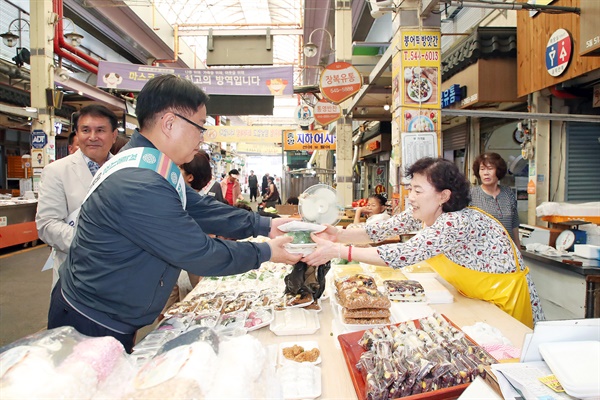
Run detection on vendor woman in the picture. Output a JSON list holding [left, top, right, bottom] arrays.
[[304, 157, 544, 327]]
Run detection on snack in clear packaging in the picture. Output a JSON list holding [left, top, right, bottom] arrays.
[[342, 307, 391, 319], [216, 311, 248, 332], [384, 280, 426, 302], [338, 286, 390, 310], [244, 308, 273, 331], [343, 316, 391, 325], [164, 301, 197, 316], [189, 313, 219, 329], [222, 298, 247, 314]]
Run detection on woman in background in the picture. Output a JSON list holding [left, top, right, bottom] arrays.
[[263, 176, 280, 208], [470, 152, 521, 248], [181, 151, 226, 204], [353, 193, 390, 225]]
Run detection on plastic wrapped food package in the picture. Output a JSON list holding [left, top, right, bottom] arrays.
[[0, 327, 137, 400]]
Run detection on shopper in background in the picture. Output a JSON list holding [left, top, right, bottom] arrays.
[[220, 168, 243, 205], [67, 132, 79, 155], [470, 152, 521, 248], [261, 172, 270, 196], [353, 193, 390, 225], [110, 134, 130, 155], [36, 104, 118, 290], [263, 176, 280, 208], [248, 170, 259, 202], [47, 74, 301, 352], [181, 150, 226, 204], [304, 157, 543, 327]]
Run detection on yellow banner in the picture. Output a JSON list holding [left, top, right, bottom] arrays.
[[283, 130, 336, 151], [236, 142, 283, 155], [400, 30, 441, 109], [204, 125, 294, 143]]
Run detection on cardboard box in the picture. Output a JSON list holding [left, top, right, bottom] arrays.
[[275, 205, 298, 215], [520, 225, 562, 247]]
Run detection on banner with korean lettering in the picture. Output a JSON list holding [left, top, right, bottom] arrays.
[[236, 142, 283, 155], [204, 126, 294, 143], [400, 30, 441, 113], [97, 61, 293, 96], [395, 28, 442, 212], [283, 130, 336, 151]]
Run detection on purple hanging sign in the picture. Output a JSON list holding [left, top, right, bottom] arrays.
[[97, 60, 293, 96]]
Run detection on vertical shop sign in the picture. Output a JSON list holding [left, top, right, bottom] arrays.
[[319, 62, 363, 104], [396, 28, 442, 202]]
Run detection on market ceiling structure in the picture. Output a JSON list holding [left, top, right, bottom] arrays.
[[0, 0, 392, 127], [64, 0, 385, 124]]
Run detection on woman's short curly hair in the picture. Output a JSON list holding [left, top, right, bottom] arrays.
[[406, 157, 471, 212], [472, 152, 507, 181]]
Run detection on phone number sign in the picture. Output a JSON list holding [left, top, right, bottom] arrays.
[[545, 29, 572, 77]]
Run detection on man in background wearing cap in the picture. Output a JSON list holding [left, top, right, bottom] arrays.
[[221, 168, 243, 205]]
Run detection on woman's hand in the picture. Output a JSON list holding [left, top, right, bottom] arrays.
[[269, 218, 297, 238], [313, 224, 340, 242], [302, 234, 339, 266]]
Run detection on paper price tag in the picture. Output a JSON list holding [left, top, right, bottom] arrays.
[[539, 375, 565, 393]]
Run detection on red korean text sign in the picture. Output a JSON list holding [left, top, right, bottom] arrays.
[[313, 99, 342, 126], [319, 62, 363, 104]]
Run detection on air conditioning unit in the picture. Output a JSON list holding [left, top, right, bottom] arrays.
[[367, 0, 394, 19]]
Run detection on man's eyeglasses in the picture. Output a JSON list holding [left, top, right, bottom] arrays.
[[174, 113, 207, 134]]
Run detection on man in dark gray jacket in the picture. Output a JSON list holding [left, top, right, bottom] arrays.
[[48, 74, 300, 351]]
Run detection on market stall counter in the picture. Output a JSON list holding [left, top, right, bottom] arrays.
[[0, 257, 532, 399], [0, 198, 39, 249], [252, 285, 530, 398], [522, 249, 600, 320], [152, 258, 532, 399]]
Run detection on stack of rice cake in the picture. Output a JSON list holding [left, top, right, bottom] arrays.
[[383, 279, 426, 302], [335, 274, 391, 325]]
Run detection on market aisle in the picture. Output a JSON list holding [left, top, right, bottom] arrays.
[[0, 244, 158, 347], [0, 244, 52, 347]]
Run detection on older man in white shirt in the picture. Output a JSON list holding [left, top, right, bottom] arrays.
[[36, 104, 118, 289]]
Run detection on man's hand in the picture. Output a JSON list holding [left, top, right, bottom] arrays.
[[268, 218, 297, 239], [267, 235, 303, 264]]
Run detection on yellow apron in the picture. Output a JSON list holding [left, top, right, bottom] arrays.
[[422, 208, 534, 328]]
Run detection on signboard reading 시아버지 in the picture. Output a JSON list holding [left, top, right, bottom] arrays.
[[283, 130, 336, 151]]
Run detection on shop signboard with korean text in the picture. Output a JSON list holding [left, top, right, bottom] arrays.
[[399, 29, 441, 134], [313, 99, 342, 126], [204, 126, 294, 143], [545, 29, 572, 77], [395, 28, 442, 206], [319, 62, 362, 104], [400, 30, 441, 109], [97, 61, 293, 96], [283, 130, 336, 151]]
